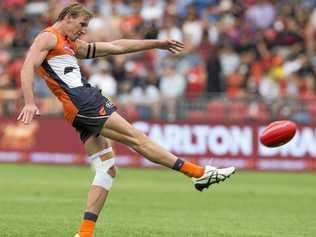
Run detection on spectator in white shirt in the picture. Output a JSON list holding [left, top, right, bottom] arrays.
[[160, 63, 186, 120], [89, 60, 117, 98]]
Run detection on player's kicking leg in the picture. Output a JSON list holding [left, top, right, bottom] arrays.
[[100, 112, 236, 191], [76, 136, 116, 237]]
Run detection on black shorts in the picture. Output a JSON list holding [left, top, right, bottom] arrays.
[[71, 86, 117, 143]]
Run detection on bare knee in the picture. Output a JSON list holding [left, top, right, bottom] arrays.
[[85, 136, 112, 156]]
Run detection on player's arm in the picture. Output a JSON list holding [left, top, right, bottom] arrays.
[[17, 32, 57, 124], [75, 39, 184, 58]]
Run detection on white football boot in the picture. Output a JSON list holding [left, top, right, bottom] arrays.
[[192, 166, 236, 191]]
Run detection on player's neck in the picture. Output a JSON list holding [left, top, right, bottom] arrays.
[[52, 22, 67, 37]]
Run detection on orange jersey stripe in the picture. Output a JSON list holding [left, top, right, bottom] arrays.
[[43, 27, 76, 60], [36, 26, 79, 123]]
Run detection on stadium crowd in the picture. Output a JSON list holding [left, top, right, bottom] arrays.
[[1, 0, 316, 122]]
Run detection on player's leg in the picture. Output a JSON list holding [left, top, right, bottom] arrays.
[[84, 136, 116, 214], [100, 112, 203, 176], [77, 136, 116, 237], [100, 112, 235, 189], [101, 113, 178, 168]]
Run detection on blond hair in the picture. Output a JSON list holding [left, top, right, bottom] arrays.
[[56, 3, 93, 21]]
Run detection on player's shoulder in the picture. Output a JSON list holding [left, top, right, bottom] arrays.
[[33, 30, 57, 50]]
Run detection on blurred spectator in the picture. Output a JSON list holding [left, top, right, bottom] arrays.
[[206, 49, 222, 94], [182, 5, 203, 48], [160, 63, 186, 120], [140, 0, 165, 23], [157, 15, 183, 60], [1, 0, 316, 123], [89, 60, 117, 98], [130, 77, 160, 120], [259, 76, 280, 104], [245, 0, 276, 29], [219, 43, 240, 77]]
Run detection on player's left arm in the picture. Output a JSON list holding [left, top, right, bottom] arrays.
[[75, 39, 184, 58]]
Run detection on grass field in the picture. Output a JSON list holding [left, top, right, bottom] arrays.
[[0, 164, 315, 237]]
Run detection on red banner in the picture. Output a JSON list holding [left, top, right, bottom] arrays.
[[0, 117, 86, 164], [1, 117, 316, 171]]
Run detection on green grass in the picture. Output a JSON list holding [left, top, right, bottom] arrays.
[[0, 164, 315, 237]]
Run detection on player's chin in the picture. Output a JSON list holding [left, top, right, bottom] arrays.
[[70, 35, 79, 41]]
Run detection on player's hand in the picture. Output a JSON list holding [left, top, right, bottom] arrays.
[[159, 39, 184, 54], [17, 104, 40, 124]]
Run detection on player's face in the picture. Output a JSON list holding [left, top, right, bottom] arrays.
[[66, 15, 90, 41]]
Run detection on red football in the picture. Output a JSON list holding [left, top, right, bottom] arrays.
[[260, 120, 297, 147]]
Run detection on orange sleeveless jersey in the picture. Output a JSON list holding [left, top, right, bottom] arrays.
[[37, 26, 83, 123]]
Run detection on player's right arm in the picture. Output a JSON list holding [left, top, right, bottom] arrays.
[[17, 32, 57, 124], [74, 39, 184, 58]]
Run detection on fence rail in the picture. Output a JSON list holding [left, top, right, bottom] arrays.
[[1, 90, 315, 124]]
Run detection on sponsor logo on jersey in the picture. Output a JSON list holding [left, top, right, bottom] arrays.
[[64, 66, 76, 74], [99, 106, 106, 116]]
